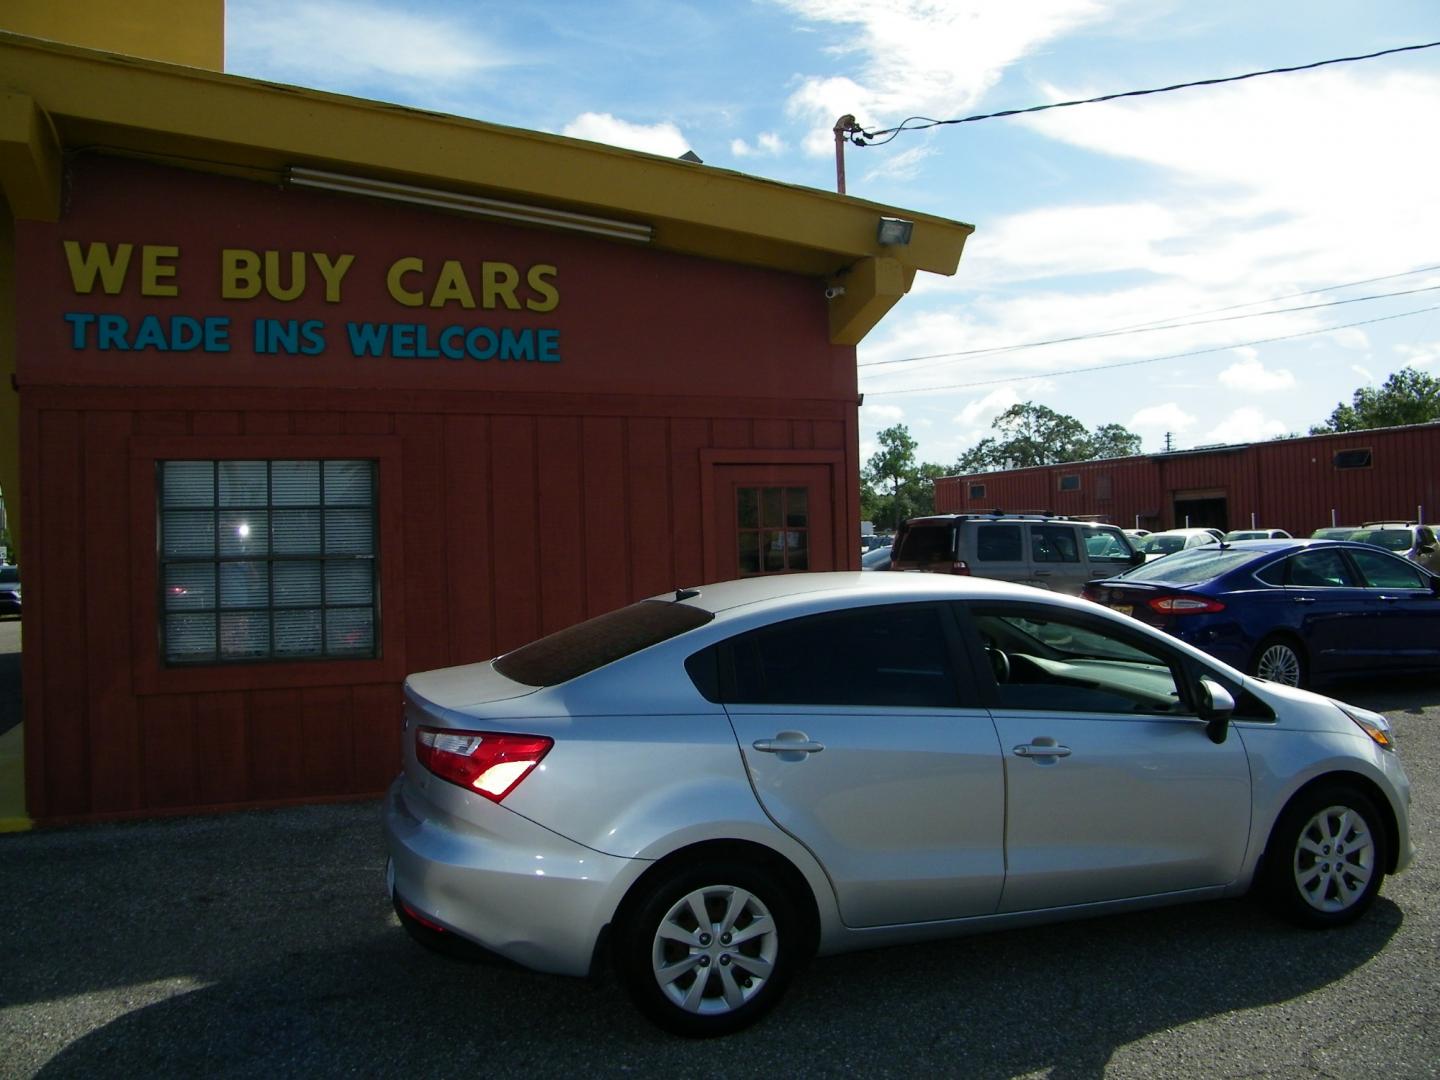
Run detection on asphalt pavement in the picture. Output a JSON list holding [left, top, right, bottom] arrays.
[[1, 675, 1437, 1078]]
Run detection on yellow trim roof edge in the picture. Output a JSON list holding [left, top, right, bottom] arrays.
[[0, 32, 974, 280]]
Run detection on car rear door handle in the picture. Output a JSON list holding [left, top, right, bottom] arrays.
[[1013, 743, 1072, 759], [753, 733, 825, 755], [1291, 596, 1317, 603]]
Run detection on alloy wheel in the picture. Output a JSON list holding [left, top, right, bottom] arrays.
[[1292, 804, 1376, 913], [650, 884, 779, 1015]]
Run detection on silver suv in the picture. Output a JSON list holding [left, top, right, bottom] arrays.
[[1349, 521, 1440, 573], [891, 513, 1143, 594]]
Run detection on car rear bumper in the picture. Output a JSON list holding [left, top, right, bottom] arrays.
[[383, 775, 643, 976]]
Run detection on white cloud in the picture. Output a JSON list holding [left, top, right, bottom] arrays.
[[862, 404, 906, 423], [1129, 403, 1196, 433], [731, 132, 785, 157], [561, 113, 691, 156], [777, 0, 1111, 155], [1218, 356, 1295, 392], [1197, 407, 1287, 446], [227, 0, 505, 89], [1396, 341, 1440, 368], [954, 386, 1022, 427]]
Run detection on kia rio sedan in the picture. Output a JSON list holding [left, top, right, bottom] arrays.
[[383, 573, 1412, 1037]]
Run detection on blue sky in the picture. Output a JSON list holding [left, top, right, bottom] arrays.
[[225, 0, 1440, 469]]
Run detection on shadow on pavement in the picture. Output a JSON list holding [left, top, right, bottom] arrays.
[[0, 800, 1402, 1077]]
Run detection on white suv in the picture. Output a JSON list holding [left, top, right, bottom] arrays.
[[890, 513, 1143, 594]]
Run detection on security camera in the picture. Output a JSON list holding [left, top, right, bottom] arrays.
[[825, 285, 846, 300]]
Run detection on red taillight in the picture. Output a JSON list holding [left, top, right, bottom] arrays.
[[1146, 595, 1225, 615], [951, 560, 971, 575], [415, 727, 553, 801]]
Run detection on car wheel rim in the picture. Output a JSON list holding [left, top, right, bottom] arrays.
[[1292, 804, 1375, 913], [1257, 644, 1301, 685], [651, 884, 778, 1015]]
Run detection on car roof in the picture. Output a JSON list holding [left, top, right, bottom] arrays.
[[654, 570, 1061, 618]]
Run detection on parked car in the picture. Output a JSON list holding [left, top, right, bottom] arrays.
[[385, 572, 1412, 1036], [890, 512, 1142, 593], [1083, 538, 1440, 687], [1124, 528, 1152, 540], [1134, 528, 1220, 561], [0, 565, 19, 616], [859, 545, 893, 570], [1349, 521, 1440, 573], [1223, 528, 1292, 541], [1310, 527, 1358, 540]]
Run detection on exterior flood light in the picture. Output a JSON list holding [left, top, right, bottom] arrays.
[[287, 167, 654, 243], [877, 217, 914, 246]]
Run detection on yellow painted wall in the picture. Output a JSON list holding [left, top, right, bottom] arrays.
[[0, 0, 222, 70]]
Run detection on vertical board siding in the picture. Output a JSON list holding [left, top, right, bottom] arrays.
[[38, 410, 89, 817], [536, 417, 586, 636], [442, 415, 495, 665], [27, 400, 858, 819], [83, 411, 141, 812]]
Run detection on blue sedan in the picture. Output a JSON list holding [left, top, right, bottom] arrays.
[[1082, 539, 1440, 687]]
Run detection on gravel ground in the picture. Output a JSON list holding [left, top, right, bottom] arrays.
[[1, 675, 1436, 1079]]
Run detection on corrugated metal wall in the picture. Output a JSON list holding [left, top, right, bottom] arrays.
[[936, 423, 1440, 534]]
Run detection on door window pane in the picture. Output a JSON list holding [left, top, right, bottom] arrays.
[[1350, 549, 1425, 589], [725, 604, 965, 707], [737, 487, 810, 576]]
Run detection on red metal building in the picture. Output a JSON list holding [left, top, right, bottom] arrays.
[[936, 423, 1440, 536]]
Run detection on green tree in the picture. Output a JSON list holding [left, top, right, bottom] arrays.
[[1310, 367, 1440, 433], [951, 403, 1141, 472], [862, 424, 937, 531]]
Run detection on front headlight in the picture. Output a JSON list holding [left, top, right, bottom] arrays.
[[1335, 701, 1396, 751]]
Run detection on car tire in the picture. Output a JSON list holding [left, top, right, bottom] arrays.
[[616, 860, 799, 1037], [1251, 634, 1307, 687], [1260, 784, 1387, 929]]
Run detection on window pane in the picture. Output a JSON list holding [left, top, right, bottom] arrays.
[[219, 510, 268, 556], [326, 609, 374, 655], [737, 488, 759, 529], [727, 605, 962, 707], [976, 525, 1022, 562], [325, 509, 373, 554], [762, 531, 785, 572], [761, 488, 783, 528], [166, 613, 215, 659], [218, 461, 267, 506], [274, 609, 322, 656], [785, 488, 808, 527], [219, 612, 270, 659], [163, 511, 215, 557], [325, 562, 374, 604], [163, 462, 213, 507], [1350, 549, 1424, 589], [738, 532, 761, 575], [165, 564, 215, 610], [219, 561, 269, 608], [273, 509, 321, 554], [786, 530, 808, 571], [274, 561, 322, 607], [273, 460, 320, 506], [325, 460, 372, 505]]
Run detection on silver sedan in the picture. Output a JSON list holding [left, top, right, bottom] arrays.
[[384, 573, 1413, 1037]]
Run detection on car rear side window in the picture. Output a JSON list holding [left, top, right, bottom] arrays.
[[495, 600, 713, 686], [1349, 549, 1427, 589], [975, 524, 1022, 561], [718, 604, 972, 708]]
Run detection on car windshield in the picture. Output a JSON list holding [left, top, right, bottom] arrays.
[[1350, 529, 1412, 552], [1224, 531, 1268, 541], [1119, 546, 1261, 583], [1136, 534, 1186, 555]]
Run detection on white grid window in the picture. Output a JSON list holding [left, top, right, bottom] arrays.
[[158, 460, 378, 664]]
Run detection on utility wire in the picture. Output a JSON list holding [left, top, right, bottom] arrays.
[[862, 303, 1440, 396], [859, 280, 1440, 369], [850, 40, 1440, 146]]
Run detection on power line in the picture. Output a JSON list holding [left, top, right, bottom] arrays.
[[850, 40, 1440, 147], [859, 278, 1440, 369], [862, 303, 1440, 396]]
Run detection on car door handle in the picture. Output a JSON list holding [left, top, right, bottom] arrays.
[[1033, 570, 1053, 576], [753, 734, 825, 755], [1013, 743, 1072, 758], [1291, 596, 1317, 603]]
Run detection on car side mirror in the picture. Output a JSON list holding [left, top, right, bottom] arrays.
[[1197, 676, 1234, 744], [1129, 550, 1146, 566]]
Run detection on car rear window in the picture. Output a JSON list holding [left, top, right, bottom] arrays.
[[494, 599, 714, 686], [1121, 547, 1260, 583], [896, 523, 955, 564]]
